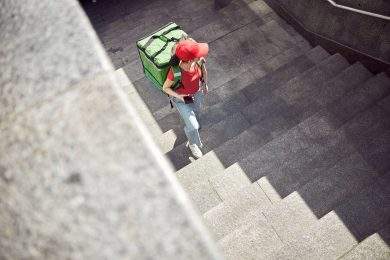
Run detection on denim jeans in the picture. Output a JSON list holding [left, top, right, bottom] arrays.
[[173, 91, 204, 147]]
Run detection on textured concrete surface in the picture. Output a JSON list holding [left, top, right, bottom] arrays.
[[203, 182, 271, 240], [0, 0, 223, 259], [342, 225, 390, 259], [0, 0, 112, 119], [270, 211, 358, 259], [218, 211, 284, 260], [0, 72, 220, 259], [82, 0, 390, 258], [277, 0, 390, 62], [209, 163, 252, 200], [263, 192, 319, 241]]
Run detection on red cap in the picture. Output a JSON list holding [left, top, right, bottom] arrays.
[[175, 40, 209, 61]]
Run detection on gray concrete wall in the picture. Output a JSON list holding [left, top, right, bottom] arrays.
[[278, 0, 390, 62], [336, 0, 390, 16], [0, 0, 221, 259]]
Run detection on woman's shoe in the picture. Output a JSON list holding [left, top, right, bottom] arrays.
[[189, 144, 203, 158]]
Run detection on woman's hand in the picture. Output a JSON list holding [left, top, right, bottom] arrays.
[[177, 94, 189, 103]]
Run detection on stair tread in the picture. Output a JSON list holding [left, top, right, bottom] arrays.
[[239, 73, 390, 183], [256, 74, 390, 200], [181, 177, 222, 215], [259, 103, 390, 206], [211, 114, 298, 167], [217, 173, 390, 259], [176, 151, 225, 185], [242, 53, 349, 125], [378, 94, 390, 113], [218, 211, 284, 260], [322, 73, 390, 127], [203, 182, 271, 240], [209, 163, 252, 201], [270, 211, 358, 259], [167, 112, 250, 170], [242, 46, 328, 102], [264, 152, 379, 241], [294, 152, 379, 218], [342, 222, 390, 259], [333, 173, 390, 242], [191, 57, 368, 178], [268, 173, 390, 259], [154, 46, 327, 149]]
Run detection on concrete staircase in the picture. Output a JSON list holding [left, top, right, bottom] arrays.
[[84, 0, 390, 258]]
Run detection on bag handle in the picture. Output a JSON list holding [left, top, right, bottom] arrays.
[[142, 25, 181, 51]]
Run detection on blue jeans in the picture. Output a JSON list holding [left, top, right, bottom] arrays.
[[173, 91, 204, 147]]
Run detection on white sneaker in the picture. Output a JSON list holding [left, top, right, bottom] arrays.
[[189, 144, 203, 159], [186, 141, 203, 149]]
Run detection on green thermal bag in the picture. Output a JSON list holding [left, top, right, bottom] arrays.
[[136, 22, 186, 90]]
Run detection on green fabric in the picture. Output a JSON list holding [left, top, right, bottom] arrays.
[[137, 22, 186, 91], [137, 22, 185, 67], [171, 65, 181, 90]]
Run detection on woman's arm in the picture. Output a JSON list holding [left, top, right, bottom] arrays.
[[162, 77, 186, 102]]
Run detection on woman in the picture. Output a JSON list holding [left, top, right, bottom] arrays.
[[162, 39, 209, 158]]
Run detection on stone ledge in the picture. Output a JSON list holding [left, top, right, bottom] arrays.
[[0, 0, 221, 259]]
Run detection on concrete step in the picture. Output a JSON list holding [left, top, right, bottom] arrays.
[[359, 128, 390, 175], [263, 165, 386, 245], [217, 173, 388, 260], [319, 73, 390, 128], [258, 102, 390, 204], [191, 0, 268, 43], [270, 211, 358, 259], [242, 53, 349, 125], [255, 71, 386, 202], [158, 47, 329, 151], [209, 163, 252, 201], [378, 94, 390, 113], [203, 181, 271, 240], [205, 19, 286, 89], [176, 151, 226, 186], [332, 173, 390, 243], [238, 69, 385, 184], [157, 91, 251, 140], [152, 45, 325, 130], [215, 62, 371, 174], [241, 45, 329, 102], [213, 102, 387, 235], [203, 49, 329, 127], [178, 175, 223, 215], [172, 47, 330, 186], [293, 151, 379, 218], [217, 209, 284, 260], [166, 112, 250, 170], [341, 223, 390, 259], [216, 196, 355, 259], [266, 173, 390, 259], [153, 45, 324, 123], [215, 112, 299, 168], [174, 61, 367, 188], [239, 124, 316, 182]]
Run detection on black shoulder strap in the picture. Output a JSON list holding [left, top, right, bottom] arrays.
[[198, 58, 206, 82], [142, 25, 181, 51]]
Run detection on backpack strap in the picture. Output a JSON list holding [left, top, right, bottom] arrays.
[[142, 25, 181, 51], [197, 58, 206, 83], [167, 65, 181, 109], [171, 65, 181, 90]]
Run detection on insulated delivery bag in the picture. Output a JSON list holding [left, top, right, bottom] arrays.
[[136, 22, 187, 91]]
